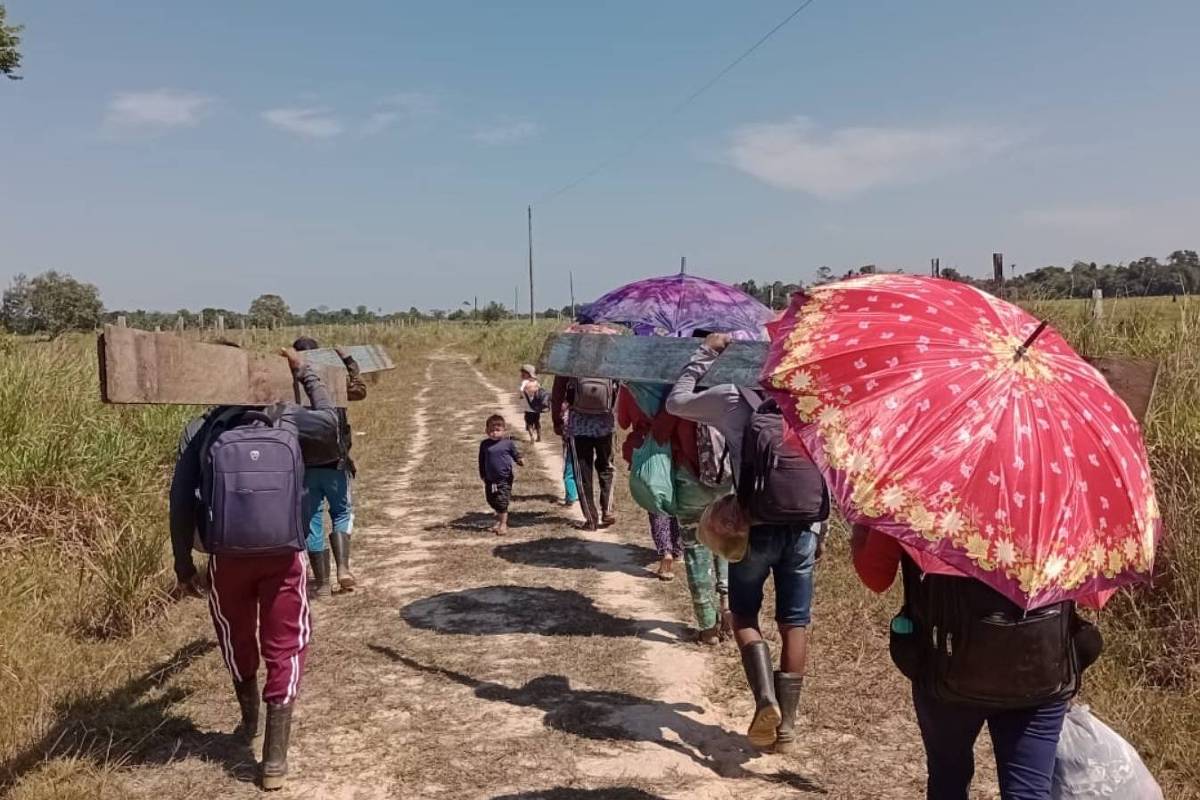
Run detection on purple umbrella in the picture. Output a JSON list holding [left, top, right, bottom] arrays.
[[577, 272, 773, 338]]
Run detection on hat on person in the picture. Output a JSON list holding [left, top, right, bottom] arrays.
[[698, 495, 750, 563], [521, 364, 538, 378]]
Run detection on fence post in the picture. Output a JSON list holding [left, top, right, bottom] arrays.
[[116, 315, 127, 328], [1090, 288, 1104, 322]]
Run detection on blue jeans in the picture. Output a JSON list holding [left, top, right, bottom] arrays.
[[304, 467, 353, 552], [728, 524, 818, 627], [912, 686, 1068, 800]]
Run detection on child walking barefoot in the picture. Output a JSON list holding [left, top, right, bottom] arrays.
[[478, 415, 524, 535]]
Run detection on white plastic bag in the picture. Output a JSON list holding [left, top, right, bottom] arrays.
[[1052, 705, 1163, 800]]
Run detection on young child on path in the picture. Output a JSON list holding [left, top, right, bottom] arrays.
[[478, 414, 524, 535], [519, 364, 548, 442]]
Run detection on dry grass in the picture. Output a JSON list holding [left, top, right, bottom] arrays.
[[3, 312, 1199, 797]]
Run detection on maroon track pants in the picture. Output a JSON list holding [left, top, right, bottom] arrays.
[[207, 552, 311, 705]]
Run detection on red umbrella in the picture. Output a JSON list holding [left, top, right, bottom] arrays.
[[763, 275, 1160, 609]]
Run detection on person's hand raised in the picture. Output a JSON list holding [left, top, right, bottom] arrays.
[[704, 332, 733, 353], [280, 347, 304, 372]]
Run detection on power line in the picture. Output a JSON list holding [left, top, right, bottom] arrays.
[[538, 0, 818, 204]]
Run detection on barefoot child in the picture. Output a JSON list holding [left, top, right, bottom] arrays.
[[478, 414, 524, 535]]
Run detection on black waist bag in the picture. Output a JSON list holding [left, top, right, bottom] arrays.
[[894, 558, 1098, 710]]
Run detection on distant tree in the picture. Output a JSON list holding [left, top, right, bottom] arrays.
[[0, 273, 32, 333], [430, 309, 447, 320], [1, 270, 103, 336], [480, 301, 506, 324], [248, 294, 290, 328], [815, 266, 834, 284], [939, 268, 966, 282], [0, 4, 22, 80], [448, 309, 467, 321]]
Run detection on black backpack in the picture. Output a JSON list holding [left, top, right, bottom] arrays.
[[735, 387, 829, 524], [890, 556, 1100, 710]]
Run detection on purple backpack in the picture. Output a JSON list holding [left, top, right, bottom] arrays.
[[200, 409, 306, 555]]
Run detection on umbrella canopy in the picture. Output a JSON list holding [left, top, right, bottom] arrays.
[[763, 274, 1160, 609], [577, 272, 773, 338]]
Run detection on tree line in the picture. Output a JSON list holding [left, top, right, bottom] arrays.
[[3, 249, 1197, 337]]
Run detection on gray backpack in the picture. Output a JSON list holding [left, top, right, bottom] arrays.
[[199, 409, 306, 555], [571, 377, 616, 416]]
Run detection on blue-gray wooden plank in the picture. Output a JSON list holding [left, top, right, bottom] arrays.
[[537, 333, 767, 387], [301, 345, 394, 374]]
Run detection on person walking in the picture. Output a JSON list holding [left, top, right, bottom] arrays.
[[667, 333, 825, 752], [291, 337, 367, 598], [852, 524, 1103, 800], [170, 347, 340, 790], [615, 383, 730, 643], [552, 374, 617, 531]]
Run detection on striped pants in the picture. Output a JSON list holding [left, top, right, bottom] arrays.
[[207, 552, 311, 705]]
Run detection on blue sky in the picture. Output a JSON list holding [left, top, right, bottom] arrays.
[[1, 1, 1198, 313]]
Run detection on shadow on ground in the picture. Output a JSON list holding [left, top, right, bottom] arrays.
[[370, 647, 824, 791], [427, 510, 579, 533], [493, 536, 659, 578], [400, 585, 687, 644], [511, 493, 566, 504], [0, 639, 258, 791], [491, 789, 665, 800]]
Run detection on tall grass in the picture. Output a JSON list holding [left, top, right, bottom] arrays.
[[0, 333, 196, 770], [1027, 297, 1200, 795]]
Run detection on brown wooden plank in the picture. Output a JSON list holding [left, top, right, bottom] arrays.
[[1083, 356, 1159, 424], [99, 326, 350, 406]]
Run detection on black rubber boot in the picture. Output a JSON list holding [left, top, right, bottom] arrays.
[[307, 549, 331, 599], [233, 678, 262, 744], [740, 640, 781, 749], [774, 671, 804, 754], [330, 532, 357, 590], [260, 701, 293, 791]]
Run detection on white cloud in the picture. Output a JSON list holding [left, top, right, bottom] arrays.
[[360, 92, 440, 136], [261, 107, 345, 139], [472, 120, 541, 146], [361, 111, 401, 137], [726, 116, 1015, 197], [1022, 206, 1128, 232], [381, 91, 439, 118], [105, 89, 214, 131]]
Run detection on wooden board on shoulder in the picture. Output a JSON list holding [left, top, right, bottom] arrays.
[[538, 333, 1159, 424], [538, 333, 767, 388], [98, 326, 375, 406]]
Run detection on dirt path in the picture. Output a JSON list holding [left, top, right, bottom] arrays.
[[36, 349, 997, 800]]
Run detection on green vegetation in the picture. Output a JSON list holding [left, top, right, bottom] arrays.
[[1, 272, 104, 338], [0, 4, 21, 80]]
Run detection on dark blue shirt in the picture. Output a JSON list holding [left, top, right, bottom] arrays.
[[478, 438, 521, 484]]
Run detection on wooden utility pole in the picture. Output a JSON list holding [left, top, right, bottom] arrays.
[[515, 286, 519, 316], [527, 205, 535, 325], [680, 256, 687, 274], [931, 258, 940, 278], [569, 270, 576, 321]]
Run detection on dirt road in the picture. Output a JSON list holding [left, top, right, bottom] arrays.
[[14, 350, 1002, 800]]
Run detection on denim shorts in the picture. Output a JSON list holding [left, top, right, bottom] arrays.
[[728, 524, 819, 627]]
